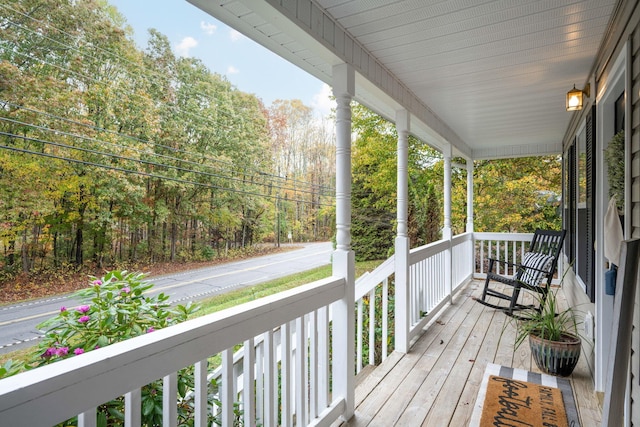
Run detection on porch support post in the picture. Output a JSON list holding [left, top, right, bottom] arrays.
[[443, 146, 453, 300], [466, 160, 474, 233], [395, 109, 410, 353], [331, 63, 355, 422], [466, 160, 475, 278]]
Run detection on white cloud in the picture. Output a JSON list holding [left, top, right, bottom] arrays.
[[200, 21, 217, 35], [229, 29, 246, 42], [227, 65, 239, 75], [311, 83, 335, 117], [175, 36, 198, 57]]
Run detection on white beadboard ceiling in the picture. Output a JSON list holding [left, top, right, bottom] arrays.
[[188, 0, 618, 160]]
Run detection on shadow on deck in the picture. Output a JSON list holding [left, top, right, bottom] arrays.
[[335, 280, 601, 426]]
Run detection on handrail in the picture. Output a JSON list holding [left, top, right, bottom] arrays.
[[474, 232, 533, 243], [355, 255, 394, 300]]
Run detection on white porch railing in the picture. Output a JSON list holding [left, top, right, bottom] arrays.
[[352, 232, 476, 371], [0, 277, 346, 427], [474, 232, 535, 278], [0, 232, 531, 427]]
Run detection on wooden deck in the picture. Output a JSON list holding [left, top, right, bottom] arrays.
[[336, 280, 601, 426]]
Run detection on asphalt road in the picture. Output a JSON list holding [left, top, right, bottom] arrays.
[[0, 242, 333, 355]]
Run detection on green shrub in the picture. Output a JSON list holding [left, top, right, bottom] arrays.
[[34, 270, 197, 363], [14, 270, 250, 426]]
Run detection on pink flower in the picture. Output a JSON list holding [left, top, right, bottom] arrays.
[[74, 348, 84, 355], [121, 287, 130, 294], [60, 306, 67, 312], [78, 315, 90, 323], [41, 347, 56, 359], [146, 327, 155, 333], [92, 279, 102, 286], [56, 347, 69, 356], [77, 305, 90, 314]]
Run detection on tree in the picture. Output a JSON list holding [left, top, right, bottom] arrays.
[[0, 0, 289, 278], [468, 156, 562, 232], [266, 100, 335, 243], [351, 103, 442, 260]]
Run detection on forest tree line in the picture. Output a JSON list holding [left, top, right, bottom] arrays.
[[0, 0, 335, 276]]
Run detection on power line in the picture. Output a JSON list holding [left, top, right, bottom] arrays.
[[0, 101, 333, 193], [0, 118, 332, 197], [0, 142, 335, 207]]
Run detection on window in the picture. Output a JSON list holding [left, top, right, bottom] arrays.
[[563, 108, 595, 301]]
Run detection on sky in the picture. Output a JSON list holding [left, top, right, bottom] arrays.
[[108, 0, 334, 117]]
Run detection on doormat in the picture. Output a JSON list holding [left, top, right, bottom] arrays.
[[480, 375, 568, 426], [469, 363, 580, 426]]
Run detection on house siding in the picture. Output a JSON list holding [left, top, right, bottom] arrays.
[[632, 18, 640, 424], [628, 5, 640, 424], [563, 0, 640, 423], [610, 2, 640, 423]]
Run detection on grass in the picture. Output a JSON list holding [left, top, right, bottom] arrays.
[[195, 259, 382, 316], [0, 259, 384, 366]]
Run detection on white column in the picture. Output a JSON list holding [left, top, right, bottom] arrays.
[[395, 109, 411, 353], [331, 62, 355, 422], [443, 147, 452, 239], [466, 161, 474, 233], [443, 146, 453, 300], [466, 160, 475, 283]]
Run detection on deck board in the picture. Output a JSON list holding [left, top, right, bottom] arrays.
[[336, 280, 602, 427]]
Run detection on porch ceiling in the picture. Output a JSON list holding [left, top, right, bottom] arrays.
[[187, 0, 618, 160]]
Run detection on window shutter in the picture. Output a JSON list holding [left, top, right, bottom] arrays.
[[565, 142, 576, 267], [585, 105, 596, 302]]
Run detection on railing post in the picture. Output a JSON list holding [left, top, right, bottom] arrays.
[[332, 62, 355, 422], [443, 147, 453, 300], [395, 109, 410, 353]]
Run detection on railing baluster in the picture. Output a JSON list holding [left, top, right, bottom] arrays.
[[318, 306, 329, 410], [369, 288, 376, 366], [490, 241, 495, 274], [309, 310, 318, 419], [194, 361, 207, 427], [281, 322, 292, 427], [410, 264, 416, 324], [356, 298, 363, 373], [504, 240, 508, 274], [221, 350, 233, 427], [382, 278, 389, 361], [295, 316, 307, 426], [263, 330, 275, 427], [78, 408, 96, 427], [243, 338, 256, 427], [125, 389, 141, 427], [255, 339, 264, 426], [163, 372, 178, 427]]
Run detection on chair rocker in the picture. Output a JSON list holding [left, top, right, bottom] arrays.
[[474, 229, 566, 317]]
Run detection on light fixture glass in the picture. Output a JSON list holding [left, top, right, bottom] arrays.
[[566, 85, 583, 111]]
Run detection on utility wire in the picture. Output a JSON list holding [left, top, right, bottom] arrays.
[[0, 142, 334, 207], [0, 118, 332, 197], [0, 101, 334, 193]]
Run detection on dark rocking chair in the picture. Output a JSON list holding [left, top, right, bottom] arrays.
[[474, 229, 566, 316]]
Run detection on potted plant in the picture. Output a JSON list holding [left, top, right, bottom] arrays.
[[513, 287, 582, 377]]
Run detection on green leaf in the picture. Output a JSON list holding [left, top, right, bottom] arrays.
[[142, 397, 155, 416]]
